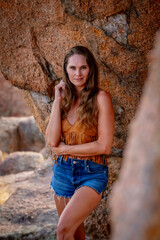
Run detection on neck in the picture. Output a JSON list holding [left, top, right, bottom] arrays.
[[75, 86, 84, 98]]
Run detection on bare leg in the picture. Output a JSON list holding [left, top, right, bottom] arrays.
[[54, 194, 85, 240], [54, 195, 70, 216], [56, 187, 102, 240], [74, 223, 85, 240]]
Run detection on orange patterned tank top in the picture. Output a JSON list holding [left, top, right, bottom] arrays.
[[54, 118, 107, 165]]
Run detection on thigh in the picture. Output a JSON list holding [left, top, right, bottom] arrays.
[[78, 161, 109, 198], [54, 194, 70, 217], [58, 186, 103, 235], [54, 194, 85, 240]]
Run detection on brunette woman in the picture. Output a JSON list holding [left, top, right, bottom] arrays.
[[45, 46, 114, 240]]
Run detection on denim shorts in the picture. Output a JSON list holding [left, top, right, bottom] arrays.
[[50, 156, 108, 199]]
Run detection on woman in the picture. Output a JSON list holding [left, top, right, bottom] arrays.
[[45, 46, 114, 240]]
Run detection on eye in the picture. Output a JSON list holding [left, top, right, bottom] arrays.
[[70, 66, 76, 70], [81, 66, 87, 69]]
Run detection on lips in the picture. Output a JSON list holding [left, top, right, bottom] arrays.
[[75, 78, 83, 81]]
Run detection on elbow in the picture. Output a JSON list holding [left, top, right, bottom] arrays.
[[97, 140, 111, 155], [102, 147, 111, 155], [46, 139, 59, 147], [105, 148, 111, 155], [45, 134, 59, 147], [48, 142, 59, 147], [101, 144, 111, 155], [47, 140, 59, 148]]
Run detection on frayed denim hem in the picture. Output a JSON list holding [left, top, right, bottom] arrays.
[[50, 184, 72, 200]]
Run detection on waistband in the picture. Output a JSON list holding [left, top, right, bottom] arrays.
[[54, 155, 107, 166]]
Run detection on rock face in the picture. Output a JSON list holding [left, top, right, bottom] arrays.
[[0, 151, 45, 175], [0, 116, 45, 154], [0, 0, 160, 239], [0, 0, 160, 150], [110, 33, 160, 240]]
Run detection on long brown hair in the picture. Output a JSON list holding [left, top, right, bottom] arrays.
[[61, 46, 99, 130]]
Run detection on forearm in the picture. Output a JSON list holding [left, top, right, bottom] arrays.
[[57, 140, 111, 156], [45, 99, 61, 147]]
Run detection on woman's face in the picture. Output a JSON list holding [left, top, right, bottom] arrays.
[[66, 54, 90, 89]]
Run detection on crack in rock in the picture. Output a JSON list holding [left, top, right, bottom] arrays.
[[30, 28, 60, 84]]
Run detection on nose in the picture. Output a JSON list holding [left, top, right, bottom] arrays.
[[75, 68, 81, 76]]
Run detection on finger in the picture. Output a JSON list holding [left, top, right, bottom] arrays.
[[59, 80, 65, 86], [55, 81, 65, 88], [60, 80, 65, 84]]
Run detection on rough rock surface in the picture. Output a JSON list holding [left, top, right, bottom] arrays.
[[0, 0, 160, 239], [0, 0, 160, 151], [0, 72, 31, 117], [110, 33, 160, 240], [0, 117, 21, 153], [18, 116, 45, 152], [0, 158, 58, 239], [0, 151, 45, 176], [0, 116, 45, 154]]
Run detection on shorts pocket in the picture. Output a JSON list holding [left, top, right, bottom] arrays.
[[87, 163, 108, 174]]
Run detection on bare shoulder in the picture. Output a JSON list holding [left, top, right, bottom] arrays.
[[97, 89, 114, 121], [97, 89, 112, 105]]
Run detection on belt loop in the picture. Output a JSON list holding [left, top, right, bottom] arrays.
[[71, 158, 73, 166], [59, 155, 63, 165], [84, 160, 88, 171]]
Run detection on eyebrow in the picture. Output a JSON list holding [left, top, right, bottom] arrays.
[[69, 64, 88, 67]]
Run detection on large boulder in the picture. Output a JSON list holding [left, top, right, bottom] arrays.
[[0, 72, 31, 117], [18, 116, 45, 152], [0, 116, 45, 154], [0, 151, 45, 176], [110, 33, 160, 240], [0, 0, 160, 150], [0, 0, 160, 239], [0, 117, 21, 153]]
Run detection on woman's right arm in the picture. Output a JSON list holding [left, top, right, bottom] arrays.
[[45, 80, 65, 147]]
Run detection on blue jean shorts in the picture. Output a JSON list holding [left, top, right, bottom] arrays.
[[50, 156, 108, 199]]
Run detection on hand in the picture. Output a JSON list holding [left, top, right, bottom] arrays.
[[52, 142, 66, 155], [55, 80, 65, 101]]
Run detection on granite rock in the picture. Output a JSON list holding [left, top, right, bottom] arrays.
[[110, 32, 160, 240], [0, 116, 45, 154], [0, 0, 160, 239], [0, 72, 31, 117], [0, 151, 45, 176], [0, 0, 160, 150]]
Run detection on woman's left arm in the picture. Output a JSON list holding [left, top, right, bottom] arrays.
[[52, 90, 114, 156]]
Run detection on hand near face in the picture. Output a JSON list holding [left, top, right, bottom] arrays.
[[55, 80, 66, 101]]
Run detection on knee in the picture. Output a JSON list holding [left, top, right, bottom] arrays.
[[57, 221, 73, 239]]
